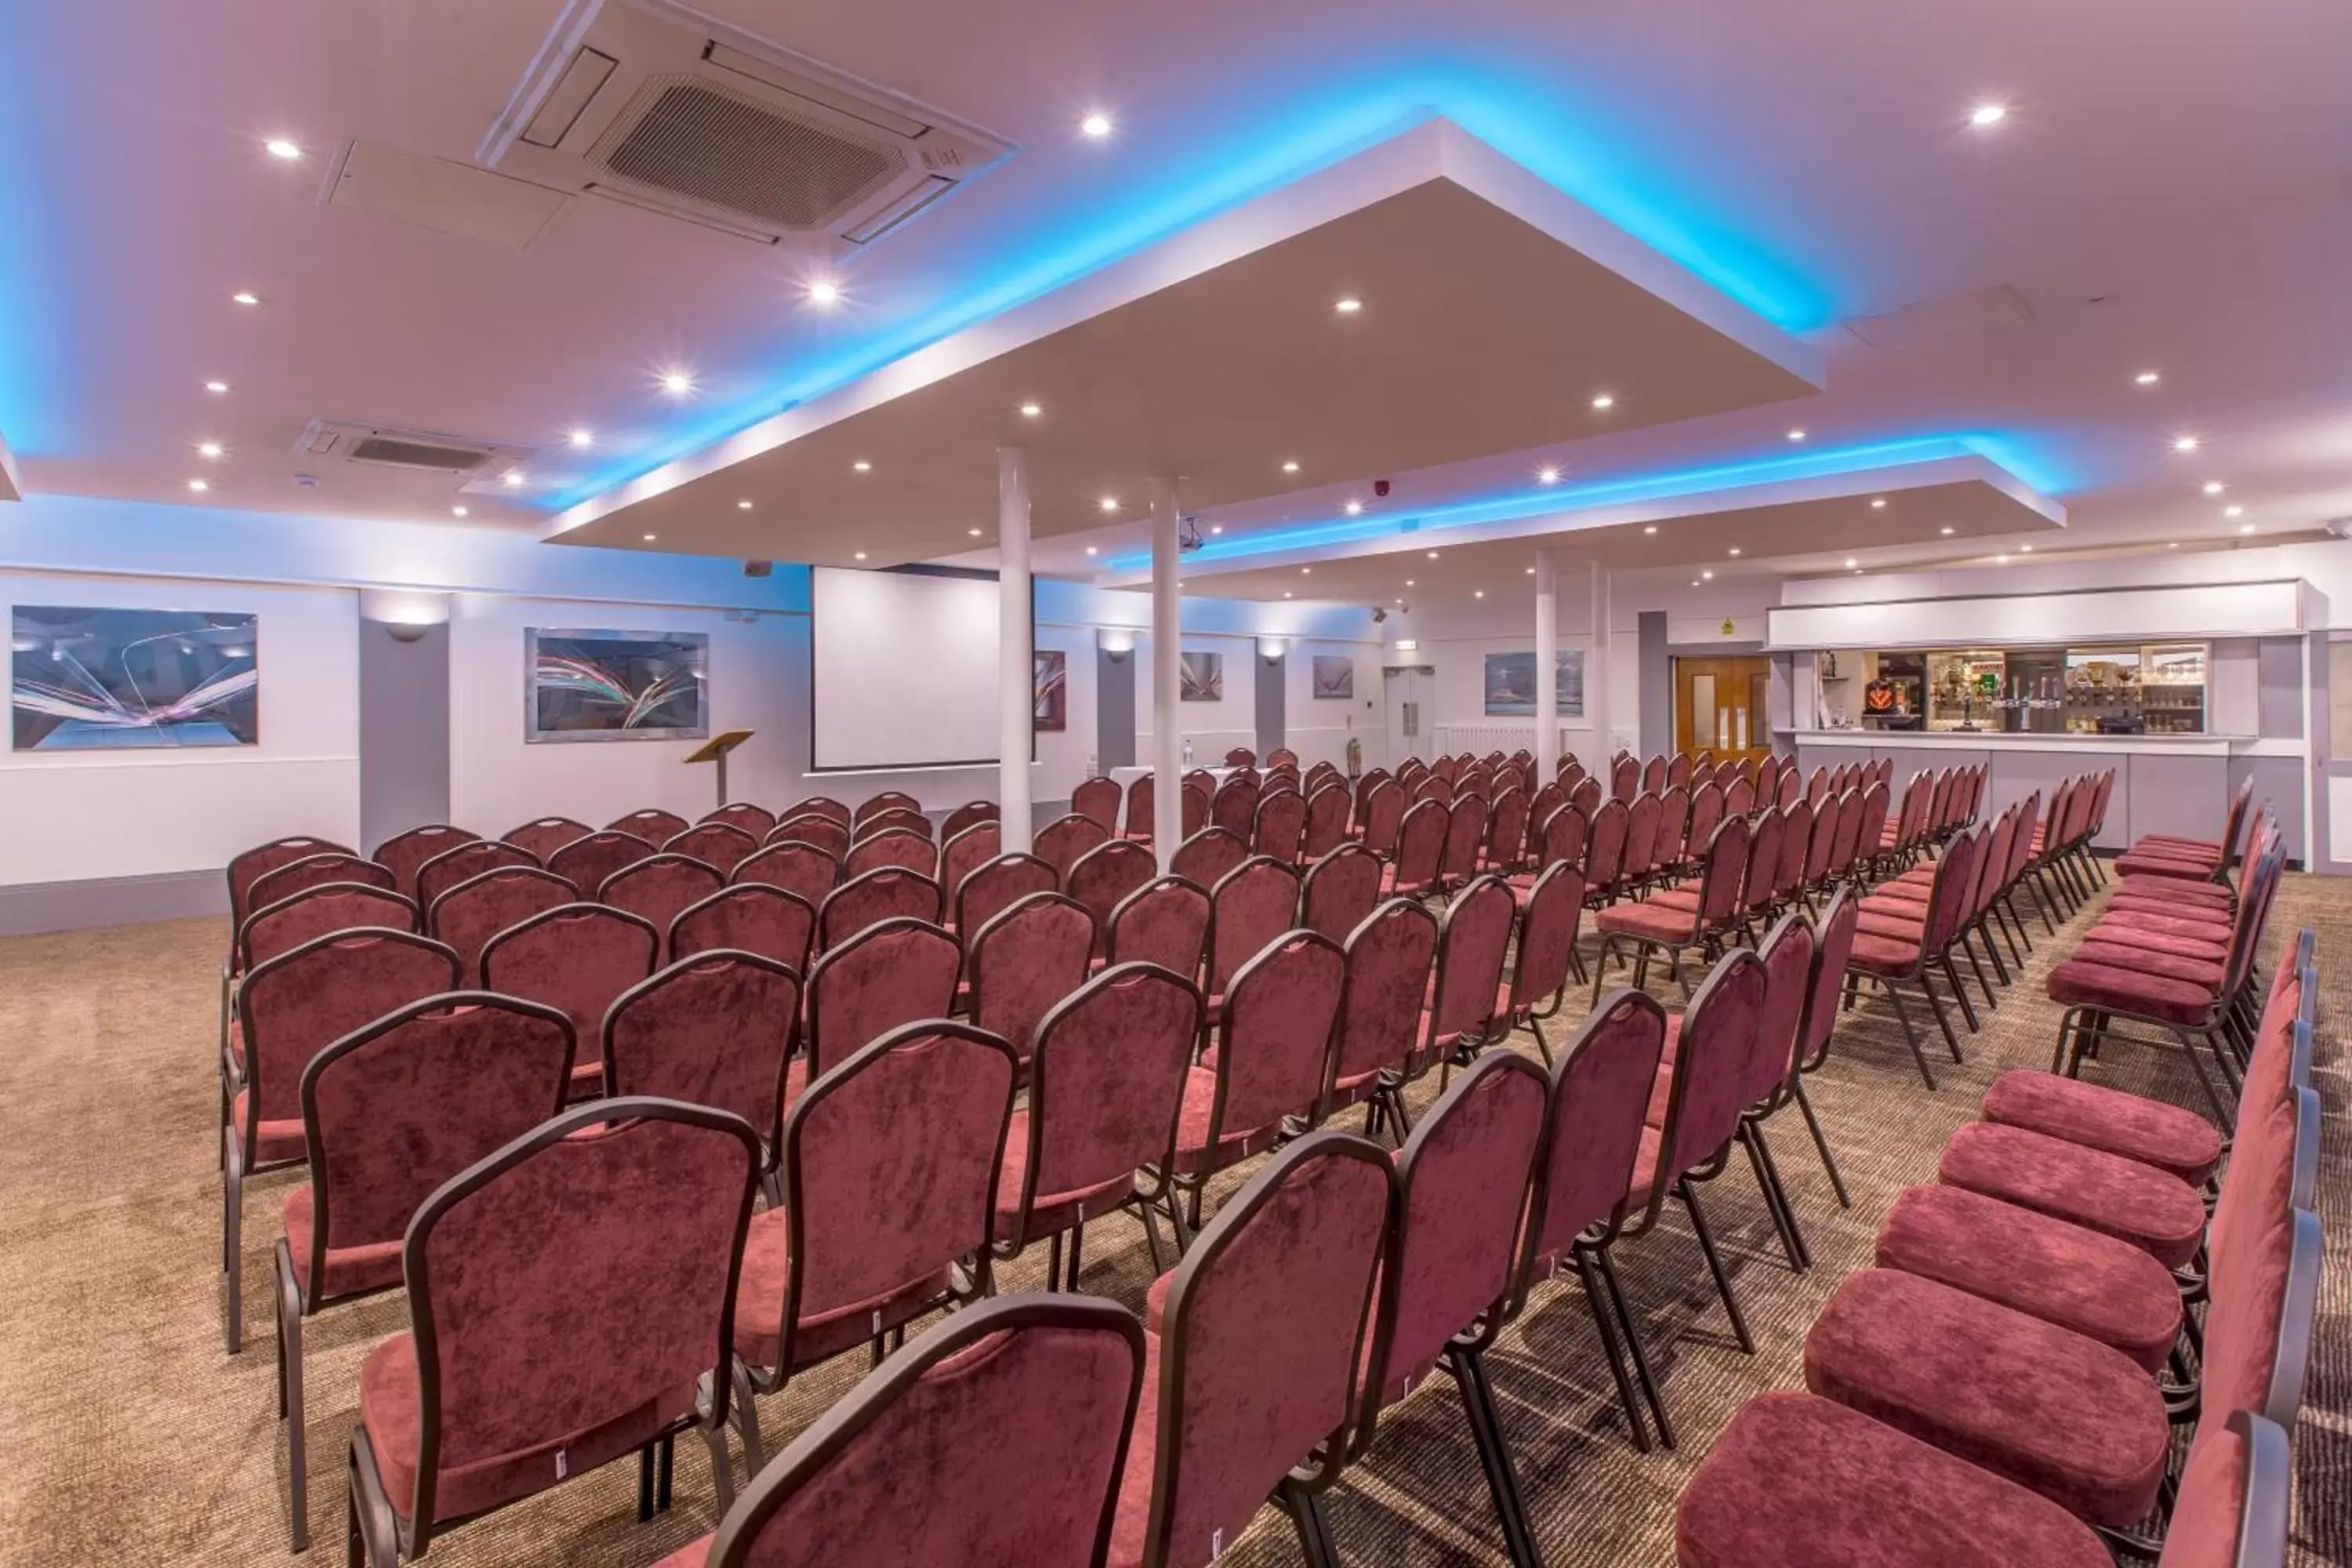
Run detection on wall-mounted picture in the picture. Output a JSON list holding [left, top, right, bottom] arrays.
[[1483, 649, 1586, 717], [527, 627, 709, 742], [1033, 648, 1067, 731], [12, 606, 259, 750], [1179, 650, 1224, 702], [1310, 654, 1354, 700]]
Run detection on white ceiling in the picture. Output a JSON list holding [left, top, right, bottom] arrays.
[[2, 0, 2349, 583]]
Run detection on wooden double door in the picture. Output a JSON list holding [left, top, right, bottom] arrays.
[[1675, 656, 1773, 763]]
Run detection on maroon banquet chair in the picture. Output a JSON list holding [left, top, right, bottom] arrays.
[[1123, 774, 1160, 843], [249, 851, 395, 921], [1254, 786, 1308, 866], [802, 917, 961, 1098], [730, 839, 839, 911], [1302, 782, 1351, 860], [1777, 887, 1860, 1206], [966, 891, 1098, 1063], [1592, 814, 1748, 1002], [666, 821, 759, 876], [543, 829, 656, 902], [1382, 798, 1447, 900], [1493, 862, 1584, 1064], [1406, 875, 1516, 1090], [1154, 932, 1346, 1245], [1066, 840, 1157, 953], [1845, 825, 1984, 1088], [1073, 775, 1123, 832], [1210, 777, 1258, 840], [229, 837, 357, 936], [1036, 811, 1113, 883], [845, 826, 936, 880], [1577, 797, 1629, 911], [670, 884, 817, 975], [731, 1022, 1018, 1468], [274, 993, 573, 1548], [481, 902, 659, 1098], [372, 825, 478, 902], [855, 789, 923, 827], [223, 929, 460, 1353], [343, 1099, 763, 1566], [612, 806, 691, 845], [817, 865, 942, 949], [605, 951, 802, 1178], [1483, 787, 1531, 877], [238, 881, 419, 971], [855, 807, 933, 844], [416, 838, 540, 913], [601, 854, 726, 962], [501, 815, 591, 862], [1701, 912, 1818, 1273], [996, 962, 1204, 1284], [953, 852, 1054, 942], [787, 795, 853, 827], [942, 800, 999, 841], [1515, 988, 1672, 1450], [1436, 796, 1489, 897], [1350, 1053, 1552, 1567], [938, 820, 1004, 907], [1301, 843, 1383, 945], [426, 864, 577, 984], [1358, 779, 1406, 856], [766, 814, 850, 861], [1223, 746, 1258, 768], [1111, 1132, 1395, 1568], [1206, 856, 1301, 1004], [1171, 826, 1247, 892], [1319, 898, 1439, 1127], [702, 801, 776, 840], [1108, 876, 1212, 982], [659, 1296, 1145, 1568]]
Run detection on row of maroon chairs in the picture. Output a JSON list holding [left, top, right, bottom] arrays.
[[1678, 937, 2319, 1568]]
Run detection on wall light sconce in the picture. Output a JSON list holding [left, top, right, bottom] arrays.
[[361, 588, 452, 642], [1258, 636, 1287, 664], [1097, 626, 1138, 660]]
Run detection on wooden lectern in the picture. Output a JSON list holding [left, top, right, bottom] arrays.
[[684, 730, 754, 811]]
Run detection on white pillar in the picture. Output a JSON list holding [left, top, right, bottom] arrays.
[[1534, 551, 1559, 780], [997, 448, 1033, 852], [1150, 475, 1184, 869], [1588, 561, 1613, 767]]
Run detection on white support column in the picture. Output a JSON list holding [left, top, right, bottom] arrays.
[[997, 448, 1033, 851], [1588, 560, 1613, 769], [1534, 551, 1559, 781], [1150, 475, 1184, 869]]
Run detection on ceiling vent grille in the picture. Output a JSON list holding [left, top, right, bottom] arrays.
[[484, 0, 1013, 252], [295, 419, 535, 477]]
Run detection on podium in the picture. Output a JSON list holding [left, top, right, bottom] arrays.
[[684, 730, 755, 811]]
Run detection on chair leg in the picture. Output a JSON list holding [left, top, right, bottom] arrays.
[[1592, 1242, 1675, 1449], [1738, 1124, 1809, 1272], [1878, 978, 1940, 1091], [730, 1359, 768, 1475], [275, 1247, 310, 1552], [699, 1409, 736, 1516], [1520, 1016, 1554, 1068], [1450, 1345, 1546, 1568], [1570, 1247, 1652, 1454], [1279, 1481, 1342, 1568], [1919, 971, 1967, 1062], [1791, 1080, 1851, 1207], [223, 1149, 245, 1355], [1938, 954, 1982, 1033], [1065, 1221, 1087, 1291], [1677, 1176, 1755, 1354]]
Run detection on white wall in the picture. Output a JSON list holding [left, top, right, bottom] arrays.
[[0, 567, 360, 886], [1283, 637, 1387, 771]]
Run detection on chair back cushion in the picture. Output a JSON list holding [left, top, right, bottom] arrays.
[[806, 918, 961, 1077], [241, 930, 460, 1127], [821, 866, 945, 949], [970, 893, 1097, 1059], [543, 831, 657, 903], [671, 884, 817, 973], [428, 866, 579, 983], [482, 904, 658, 1046], [1532, 989, 1668, 1261], [1107, 877, 1210, 980], [608, 953, 802, 1150]]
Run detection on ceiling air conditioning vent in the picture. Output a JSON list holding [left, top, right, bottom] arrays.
[[483, 0, 1013, 252], [295, 419, 535, 477]]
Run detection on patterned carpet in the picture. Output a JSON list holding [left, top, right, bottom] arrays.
[[0, 868, 2339, 1566]]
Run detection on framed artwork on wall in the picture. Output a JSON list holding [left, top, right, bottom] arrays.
[[1310, 654, 1354, 700], [1483, 649, 1585, 717], [526, 627, 710, 742], [1033, 648, 1067, 731], [11, 605, 259, 750], [1179, 651, 1224, 702]]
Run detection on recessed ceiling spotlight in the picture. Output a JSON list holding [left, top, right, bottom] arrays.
[[1525, 565, 1536, 575], [1968, 102, 2009, 128], [854, 551, 867, 561], [1474, 590, 1485, 600], [661, 371, 695, 397], [568, 428, 594, 449], [807, 279, 842, 307], [1786, 429, 1807, 442], [1098, 495, 1119, 513], [1079, 111, 1114, 138], [1642, 524, 1657, 535], [2020, 543, 2034, 553], [967, 527, 983, 537], [263, 138, 303, 161], [2133, 370, 2161, 387], [1299, 567, 1312, 575], [231, 291, 261, 306], [1940, 525, 1955, 535], [643, 533, 657, 542], [1843, 557, 1858, 568], [2169, 542, 2181, 549], [736, 499, 753, 510], [2239, 522, 2258, 535], [2224, 504, 2245, 517], [187, 478, 209, 492], [503, 470, 525, 487], [1334, 296, 1363, 314], [1994, 554, 2011, 564], [852, 459, 873, 473], [1700, 570, 1713, 580], [2202, 481, 2225, 495], [1591, 393, 1616, 411], [1209, 524, 1224, 535], [204, 379, 229, 393], [1871, 497, 1888, 509], [1425, 550, 1439, 560], [1395, 597, 1405, 605], [2172, 435, 2201, 453], [1018, 402, 1043, 418], [451, 506, 468, 517], [1281, 459, 1300, 474], [1728, 546, 1741, 557], [1084, 545, 1099, 556], [1405, 579, 1416, 587], [1690, 579, 1700, 587], [1537, 466, 1560, 485], [197, 441, 223, 459], [1853, 568, 1864, 575], [1344, 500, 1363, 516], [1284, 591, 1294, 600]]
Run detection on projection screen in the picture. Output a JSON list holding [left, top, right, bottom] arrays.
[[808, 565, 1006, 771]]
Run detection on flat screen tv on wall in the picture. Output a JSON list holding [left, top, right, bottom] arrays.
[[526, 628, 710, 742], [11, 605, 260, 750]]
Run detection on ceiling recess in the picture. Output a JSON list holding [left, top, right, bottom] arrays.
[[481, 0, 1014, 250]]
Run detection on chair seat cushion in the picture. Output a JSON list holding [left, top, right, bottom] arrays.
[[1938, 1122, 2205, 1269], [360, 1333, 697, 1524], [232, 1090, 307, 1166], [1849, 930, 1922, 972], [993, 1107, 1134, 1243], [1802, 1269, 2170, 1527], [2133, 832, 2221, 856], [1170, 1064, 1285, 1175], [1675, 1391, 2111, 1568], [2044, 959, 2219, 1027], [1980, 1069, 2222, 1185], [1595, 900, 1700, 942], [2067, 939, 2224, 990], [733, 1208, 952, 1372], [282, 1186, 406, 1300], [2113, 851, 2220, 881], [1646, 887, 1702, 912], [2082, 920, 2230, 964], [652, 1539, 710, 1568], [1875, 1184, 2183, 1374], [1855, 910, 1929, 942], [2096, 904, 2233, 942], [2111, 875, 2232, 908]]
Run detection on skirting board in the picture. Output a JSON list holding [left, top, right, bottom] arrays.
[[0, 870, 228, 937]]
